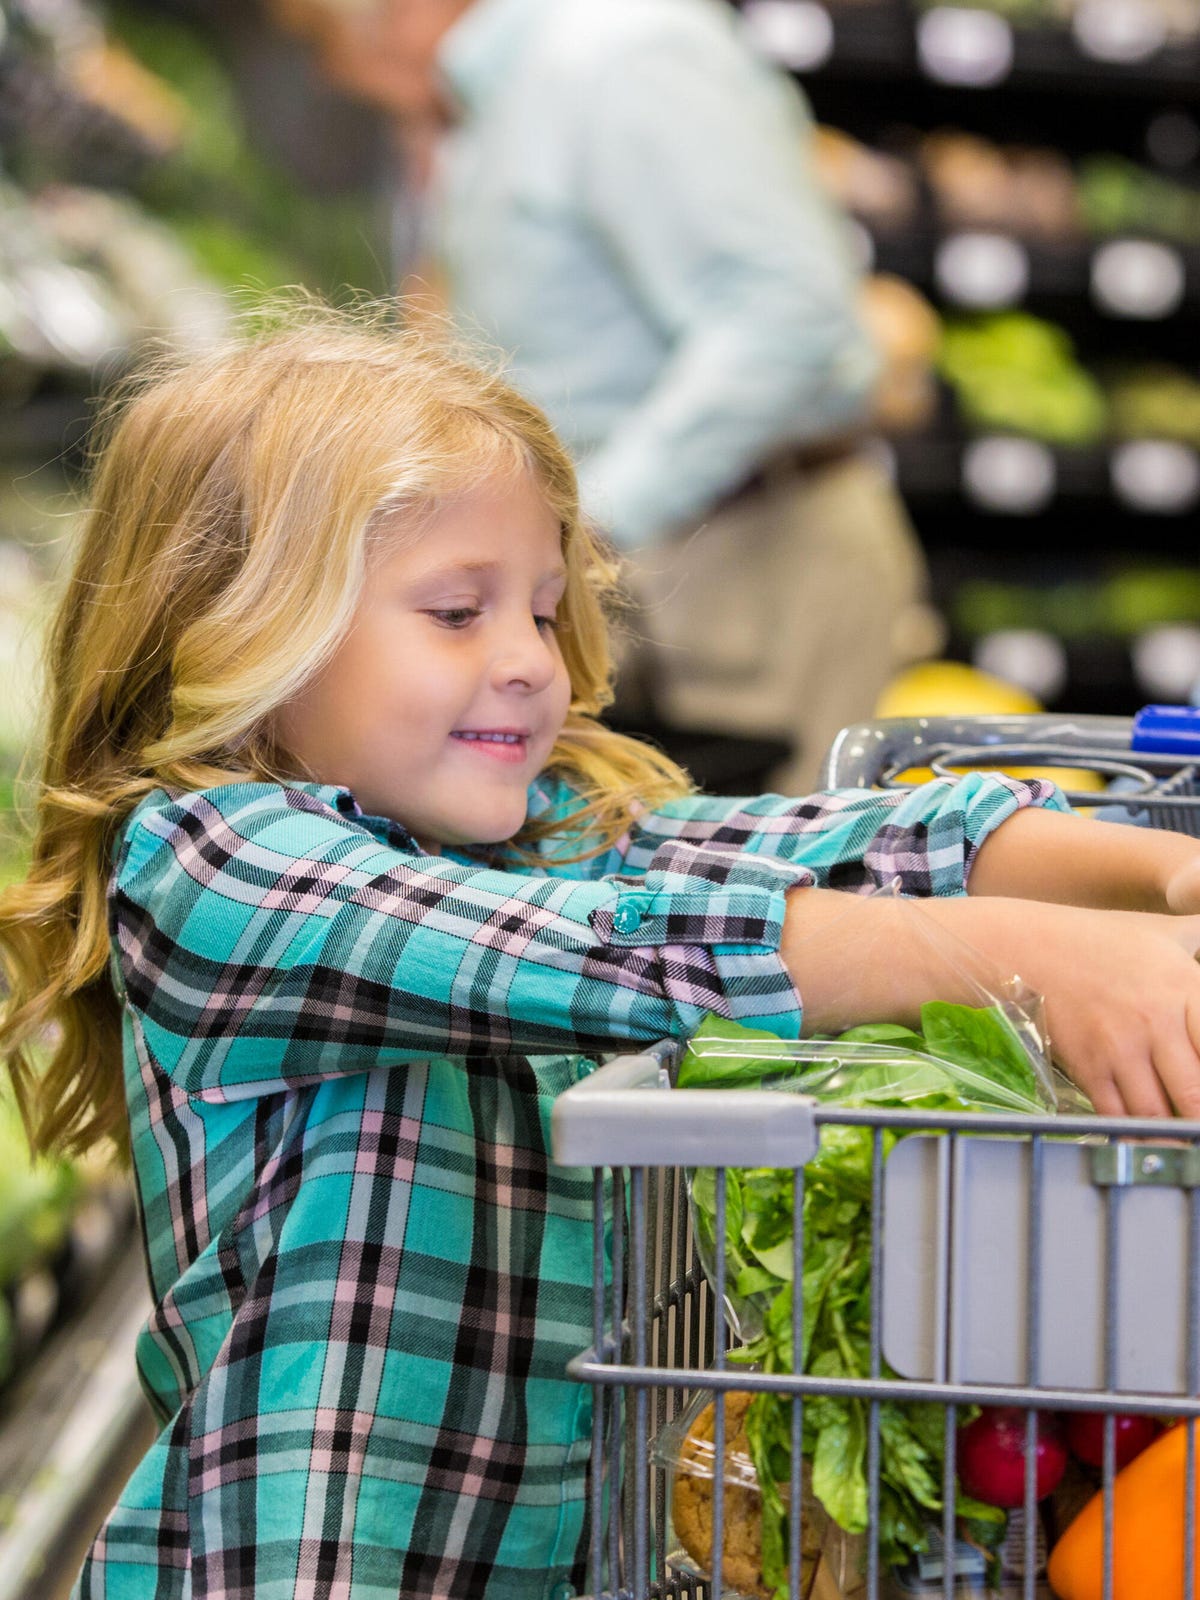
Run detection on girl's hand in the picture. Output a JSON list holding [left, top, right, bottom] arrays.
[[782, 890, 1200, 1120], [1008, 904, 1200, 1119]]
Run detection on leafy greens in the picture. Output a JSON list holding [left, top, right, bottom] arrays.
[[678, 1004, 1051, 1596]]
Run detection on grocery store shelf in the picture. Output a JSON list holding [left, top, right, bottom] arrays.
[[886, 428, 1200, 518], [737, 1, 1200, 100], [0, 1238, 156, 1600], [868, 227, 1200, 322]]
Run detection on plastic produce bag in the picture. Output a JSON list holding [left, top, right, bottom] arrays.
[[683, 888, 1067, 1344]]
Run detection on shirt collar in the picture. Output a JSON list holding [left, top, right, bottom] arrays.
[[440, 0, 559, 118]]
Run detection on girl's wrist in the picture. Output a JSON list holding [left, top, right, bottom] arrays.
[[784, 888, 995, 1035]]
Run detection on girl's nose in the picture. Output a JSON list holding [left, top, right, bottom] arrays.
[[492, 617, 558, 692]]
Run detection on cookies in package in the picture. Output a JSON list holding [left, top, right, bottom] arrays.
[[655, 1390, 828, 1599]]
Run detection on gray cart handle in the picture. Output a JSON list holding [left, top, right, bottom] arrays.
[[820, 712, 1137, 793], [820, 711, 1200, 820], [551, 1044, 817, 1169]]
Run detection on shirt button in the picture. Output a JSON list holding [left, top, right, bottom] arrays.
[[612, 903, 643, 934], [549, 1584, 575, 1600]]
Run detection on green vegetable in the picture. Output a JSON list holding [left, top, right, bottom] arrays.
[[679, 1006, 1044, 1596], [937, 313, 1108, 446]]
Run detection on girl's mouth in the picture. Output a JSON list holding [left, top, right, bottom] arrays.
[[450, 730, 530, 764]]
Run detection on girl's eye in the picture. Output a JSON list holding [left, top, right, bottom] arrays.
[[427, 607, 480, 629], [535, 614, 561, 634]]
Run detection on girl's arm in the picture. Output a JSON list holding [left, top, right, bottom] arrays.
[[965, 805, 1200, 911]]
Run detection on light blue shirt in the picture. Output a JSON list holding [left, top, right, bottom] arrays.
[[434, 0, 880, 547]]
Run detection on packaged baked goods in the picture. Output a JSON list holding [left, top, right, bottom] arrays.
[[656, 1389, 830, 1599]]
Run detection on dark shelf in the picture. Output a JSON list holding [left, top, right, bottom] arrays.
[[889, 427, 1200, 526], [735, 1, 1200, 104], [870, 226, 1200, 326]]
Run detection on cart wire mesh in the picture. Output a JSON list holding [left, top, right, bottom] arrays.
[[560, 1091, 1200, 1600]]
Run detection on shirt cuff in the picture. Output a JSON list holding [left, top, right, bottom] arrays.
[[588, 838, 811, 1036]]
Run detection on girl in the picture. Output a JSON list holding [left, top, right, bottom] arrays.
[[3, 308, 1200, 1600]]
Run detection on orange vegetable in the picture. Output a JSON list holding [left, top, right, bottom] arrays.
[[1048, 1421, 1199, 1599]]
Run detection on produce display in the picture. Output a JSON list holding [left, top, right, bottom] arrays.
[[909, 0, 1200, 38], [0, 176, 228, 398], [0, 0, 387, 416], [1080, 155, 1200, 246], [811, 126, 920, 231], [812, 121, 1200, 456], [859, 273, 942, 434], [938, 312, 1108, 446], [107, 5, 384, 299], [1106, 362, 1200, 446], [919, 130, 1082, 241], [952, 564, 1200, 642], [818, 124, 1200, 253]]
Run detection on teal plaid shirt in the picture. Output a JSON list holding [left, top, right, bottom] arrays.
[[76, 771, 1065, 1600]]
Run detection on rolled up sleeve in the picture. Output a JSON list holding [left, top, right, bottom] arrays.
[[609, 771, 1071, 895]]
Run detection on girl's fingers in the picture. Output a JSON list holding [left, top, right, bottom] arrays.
[[1081, 1074, 1126, 1118], [1118, 1060, 1175, 1121], [1161, 984, 1200, 1120]]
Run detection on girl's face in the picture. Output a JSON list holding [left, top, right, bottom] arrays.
[[278, 468, 572, 853]]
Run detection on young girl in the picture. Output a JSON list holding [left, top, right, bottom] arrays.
[[3, 309, 1200, 1600]]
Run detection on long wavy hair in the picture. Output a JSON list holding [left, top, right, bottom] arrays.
[[0, 302, 690, 1158]]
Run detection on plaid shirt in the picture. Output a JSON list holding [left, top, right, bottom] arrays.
[[76, 770, 1064, 1600]]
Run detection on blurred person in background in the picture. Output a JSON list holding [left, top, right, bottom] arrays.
[[269, 0, 939, 791]]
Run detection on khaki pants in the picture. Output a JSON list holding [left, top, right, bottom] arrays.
[[615, 454, 940, 794]]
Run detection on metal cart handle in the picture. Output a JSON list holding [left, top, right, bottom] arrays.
[[819, 712, 1138, 791], [551, 1045, 817, 1169]]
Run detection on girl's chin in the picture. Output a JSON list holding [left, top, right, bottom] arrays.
[[426, 803, 531, 853]]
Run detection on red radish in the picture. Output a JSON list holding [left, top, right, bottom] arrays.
[[957, 1406, 1068, 1509], [1065, 1410, 1163, 1471]]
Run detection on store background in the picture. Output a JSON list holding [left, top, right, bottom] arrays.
[[0, 0, 1198, 1594]]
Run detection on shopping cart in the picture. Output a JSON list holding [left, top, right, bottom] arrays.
[[551, 710, 1200, 1600]]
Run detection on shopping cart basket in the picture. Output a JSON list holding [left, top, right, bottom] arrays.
[[551, 710, 1200, 1600]]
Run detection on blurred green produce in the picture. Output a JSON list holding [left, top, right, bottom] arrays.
[[1106, 364, 1200, 447], [912, 0, 1198, 35], [0, 1093, 80, 1289], [955, 564, 1200, 643], [938, 312, 1108, 445], [1080, 157, 1200, 246]]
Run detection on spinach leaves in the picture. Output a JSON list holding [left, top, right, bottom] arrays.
[[679, 1005, 1047, 1595]]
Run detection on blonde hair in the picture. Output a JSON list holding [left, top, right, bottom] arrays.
[[0, 301, 690, 1158]]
